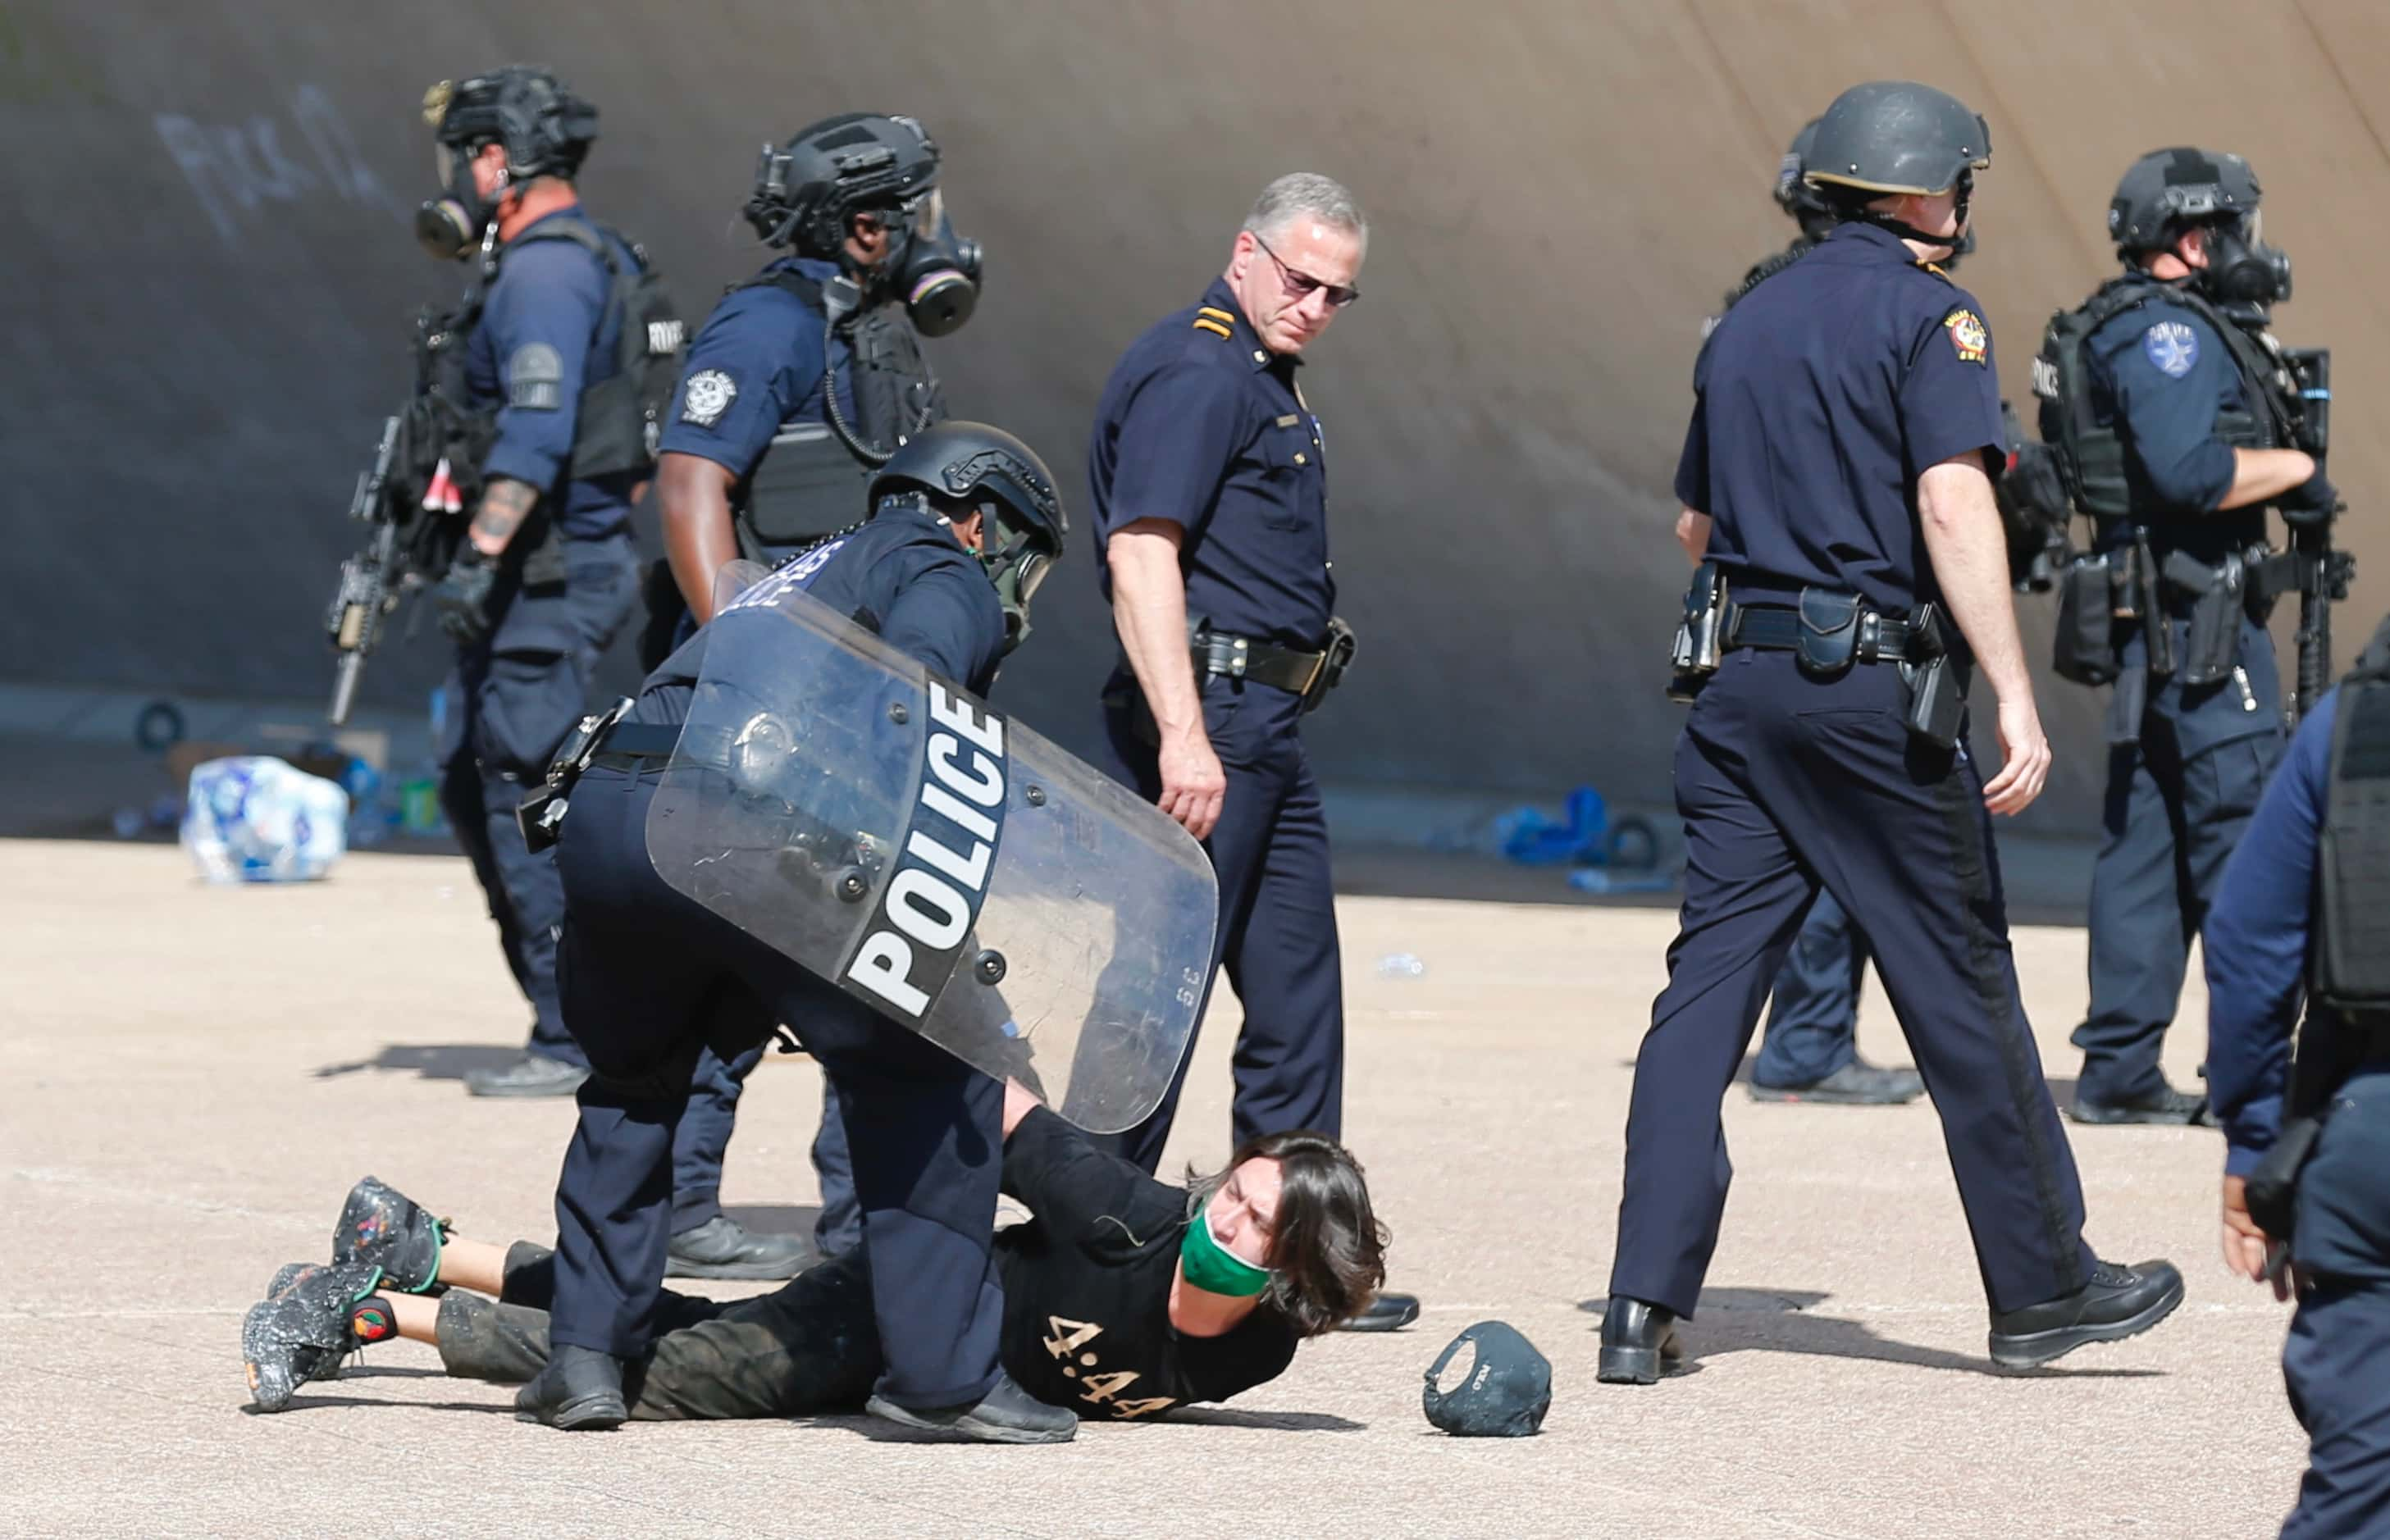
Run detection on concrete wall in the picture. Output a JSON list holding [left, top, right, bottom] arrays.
[[5, 0, 2385, 832]]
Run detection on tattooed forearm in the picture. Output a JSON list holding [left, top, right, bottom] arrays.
[[469, 477, 539, 555]]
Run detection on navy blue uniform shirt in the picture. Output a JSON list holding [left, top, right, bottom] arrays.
[[632, 505, 1006, 729], [2086, 285, 2260, 559], [658, 257, 857, 482], [465, 207, 639, 539], [1676, 221, 2005, 613], [1088, 277, 1333, 649], [2205, 687, 2339, 1176]]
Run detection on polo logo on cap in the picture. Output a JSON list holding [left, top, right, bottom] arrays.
[[1945, 308, 1988, 365]]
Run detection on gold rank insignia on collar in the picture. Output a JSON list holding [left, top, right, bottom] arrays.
[[1192, 305, 1235, 339]]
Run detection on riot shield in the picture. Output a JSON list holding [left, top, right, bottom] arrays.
[[644, 574, 1216, 1132]]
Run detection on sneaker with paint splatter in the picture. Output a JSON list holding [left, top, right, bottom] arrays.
[[241, 1260, 384, 1412], [333, 1177, 448, 1294]]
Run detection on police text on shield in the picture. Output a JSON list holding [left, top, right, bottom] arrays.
[[842, 683, 1006, 1019]]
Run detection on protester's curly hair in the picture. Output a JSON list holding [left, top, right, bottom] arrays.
[[1185, 1131, 1388, 1338]]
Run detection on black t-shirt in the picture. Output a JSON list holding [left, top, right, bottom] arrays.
[[992, 1107, 1298, 1421]]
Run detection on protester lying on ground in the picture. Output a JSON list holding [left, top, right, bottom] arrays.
[[243, 1082, 1389, 1427]]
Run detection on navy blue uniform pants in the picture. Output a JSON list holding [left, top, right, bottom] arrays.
[[437, 533, 756, 1235], [1755, 890, 1869, 1087], [546, 760, 1004, 1409], [2075, 619, 2283, 1103], [1612, 651, 2096, 1317], [1094, 672, 1343, 1174], [2279, 1067, 2390, 1539]]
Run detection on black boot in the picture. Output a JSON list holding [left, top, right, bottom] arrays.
[[464, 1053, 591, 1099], [1339, 1291, 1421, 1333], [1749, 1057, 1926, 1105], [665, 1216, 816, 1281], [1988, 1259, 2184, 1368], [865, 1371, 1075, 1444], [514, 1344, 629, 1430], [2067, 1085, 2209, 1126], [1596, 1296, 1682, 1385]]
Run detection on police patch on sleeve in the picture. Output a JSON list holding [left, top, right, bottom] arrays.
[[1943, 308, 1989, 365], [506, 342, 563, 410], [2141, 321, 2199, 378], [680, 368, 737, 427]]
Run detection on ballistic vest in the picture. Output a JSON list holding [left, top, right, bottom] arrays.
[[733, 267, 947, 561], [2315, 617, 2390, 1023], [2032, 276, 2287, 522], [397, 217, 682, 573]]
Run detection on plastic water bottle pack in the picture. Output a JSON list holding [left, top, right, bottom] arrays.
[[180, 756, 350, 884]]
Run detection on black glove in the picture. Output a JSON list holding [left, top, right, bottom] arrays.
[[2279, 465, 2340, 528], [433, 547, 498, 645]]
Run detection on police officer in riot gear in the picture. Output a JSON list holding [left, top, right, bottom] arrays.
[[410, 68, 801, 1280], [653, 112, 973, 638], [1604, 81, 2183, 1384], [518, 421, 1068, 1438], [1708, 119, 1924, 1109], [2039, 148, 2328, 1125], [415, 65, 648, 1092], [2206, 613, 2390, 1538], [647, 112, 978, 1260]]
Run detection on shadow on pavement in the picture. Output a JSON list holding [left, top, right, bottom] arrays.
[[1162, 1406, 1365, 1433], [1579, 1288, 2161, 1379], [312, 1044, 526, 1082], [242, 1394, 512, 1417]]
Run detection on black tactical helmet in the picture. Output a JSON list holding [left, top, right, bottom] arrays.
[[1773, 118, 1836, 235], [1804, 80, 1991, 199], [746, 113, 944, 257], [870, 422, 1067, 650], [421, 66, 598, 180], [2108, 147, 2263, 253]]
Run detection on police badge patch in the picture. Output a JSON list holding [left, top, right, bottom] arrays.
[[680, 368, 737, 426], [1945, 308, 1988, 365], [2142, 321, 2199, 378]]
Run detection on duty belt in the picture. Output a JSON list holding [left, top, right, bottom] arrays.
[[1726, 604, 1918, 663], [1193, 630, 1333, 695], [589, 719, 686, 768]]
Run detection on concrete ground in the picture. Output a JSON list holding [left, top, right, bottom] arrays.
[[0, 840, 2307, 1538]]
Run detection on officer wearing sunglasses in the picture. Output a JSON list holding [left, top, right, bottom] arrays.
[[1082, 174, 1416, 1333]]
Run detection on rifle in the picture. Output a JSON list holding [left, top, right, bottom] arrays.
[[323, 414, 405, 727], [2280, 349, 2355, 722]]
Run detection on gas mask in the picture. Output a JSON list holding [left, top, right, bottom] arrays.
[[887, 189, 983, 339], [978, 507, 1055, 654], [2198, 212, 2292, 308], [417, 145, 502, 262]]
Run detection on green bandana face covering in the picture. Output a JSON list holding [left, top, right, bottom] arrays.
[[1180, 1207, 1272, 1297]]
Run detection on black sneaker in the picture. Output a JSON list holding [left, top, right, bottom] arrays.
[[865, 1371, 1076, 1444], [1988, 1258, 2184, 1368], [334, 1177, 449, 1293], [464, 1054, 591, 1099], [664, 1215, 816, 1281], [1750, 1058, 1926, 1105], [514, 1344, 629, 1431], [1338, 1291, 1421, 1333], [242, 1260, 383, 1412], [2068, 1087, 2209, 1125]]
